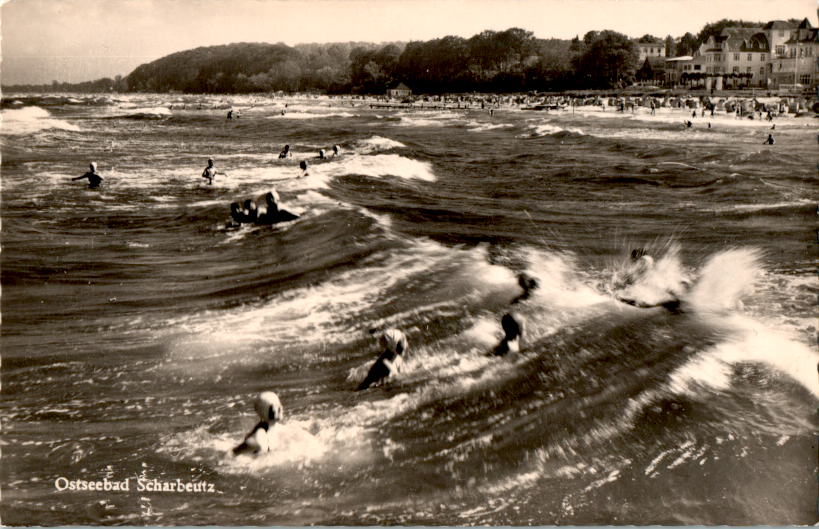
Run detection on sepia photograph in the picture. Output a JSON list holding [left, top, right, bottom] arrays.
[[1, 0, 817, 525]]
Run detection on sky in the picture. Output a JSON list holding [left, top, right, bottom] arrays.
[[1, 0, 815, 85]]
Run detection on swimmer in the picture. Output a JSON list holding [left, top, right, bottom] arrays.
[[299, 160, 309, 177], [356, 328, 408, 390], [278, 145, 292, 159], [332, 145, 340, 157], [684, 120, 693, 128], [227, 109, 233, 120], [256, 190, 299, 224], [242, 199, 258, 223], [201, 158, 226, 185], [613, 249, 655, 290], [511, 273, 539, 305], [492, 312, 523, 356], [318, 149, 326, 159], [72, 162, 103, 188], [227, 201, 244, 227], [233, 391, 284, 455], [763, 134, 775, 145]]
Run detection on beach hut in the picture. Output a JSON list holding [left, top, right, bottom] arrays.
[[387, 83, 412, 99]]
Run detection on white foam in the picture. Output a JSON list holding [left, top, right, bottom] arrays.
[[686, 248, 764, 313], [1, 106, 80, 134], [326, 153, 436, 182], [272, 111, 355, 120], [353, 136, 406, 154]]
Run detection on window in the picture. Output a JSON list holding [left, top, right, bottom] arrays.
[[800, 74, 811, 85], [748, 53, 753, 61], [694, 64, 701, 71], [734, 53, 740, 60], [746, 66, 752, 73], [733, 66, 740, 73], [761, 54, 766, 61], [775, 45, 785, 56], [760, 67, 765, 75], [715, 53, 722, 61]]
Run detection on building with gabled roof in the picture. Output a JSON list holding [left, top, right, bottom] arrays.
[[387, 82, 411, 99], [769, 18, 818, 88]]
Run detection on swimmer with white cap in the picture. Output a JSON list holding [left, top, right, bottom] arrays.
[[356, 327, 408, 390], [233, 391, 284, 455], [256, 189, 299, 225], [71, 162, 103, 188]]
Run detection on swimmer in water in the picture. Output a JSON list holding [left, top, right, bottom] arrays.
[[356, 328, 408, 390], [299, 160, 309, 177], [72, 162, 103, 188], [201, 158, 226, 185], [763, 134, 775, 145], [332, 145, 340, 157], [256, 190, 299, 224], [318, 149, 326, 159], [242, 199, 258, 223], [278, 145, 292, 159], [492, 312, 523, 356], [233, 391, 284, 455], [227, 201, 244, 228], [511, 273, 539, 305], [613, 249, 655, 290]]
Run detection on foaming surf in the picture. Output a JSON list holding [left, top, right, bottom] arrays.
[[1, 106, 81, 134]]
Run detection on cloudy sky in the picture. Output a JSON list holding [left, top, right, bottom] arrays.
[[1, 0, 814, 85]]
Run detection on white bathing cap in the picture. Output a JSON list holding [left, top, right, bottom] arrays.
[[254, 391, 283, 423], [380, 328, 407, 355]]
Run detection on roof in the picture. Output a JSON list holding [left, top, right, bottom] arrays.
[[797, 18, 812, 29], [666, 56, 693, 62], [391, 83, 410, 91], [763, 20, 798, 30], [714, 27, 768, 52], [784, 28, 819, 44]]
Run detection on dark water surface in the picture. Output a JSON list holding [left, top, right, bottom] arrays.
[[1, 94, 817, 525]]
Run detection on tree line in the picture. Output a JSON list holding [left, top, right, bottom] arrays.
[[3, 19, 799, 95]]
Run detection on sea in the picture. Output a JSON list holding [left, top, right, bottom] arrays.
[[1, 93, 817, 526]]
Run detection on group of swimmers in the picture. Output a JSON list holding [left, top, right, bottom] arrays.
[[233, 245, 695, 456], [234, 272, 537, 455], [227, 189, 299, 227]]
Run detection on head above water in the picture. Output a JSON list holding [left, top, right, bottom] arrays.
[[517, 273, 539, 292], [89, 162, 97, 172], [254, 391, 283, 423], [630, 248, 647, 261], [265, 190, 280, 211], [207, 158, 214, 167], [299, 160, 308, 171]]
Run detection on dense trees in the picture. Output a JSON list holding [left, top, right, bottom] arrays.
[[4, 18, 794, 95], [572, 31, 639, 89]]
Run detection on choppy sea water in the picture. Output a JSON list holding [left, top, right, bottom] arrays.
[[1, 93, 817, 526]]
